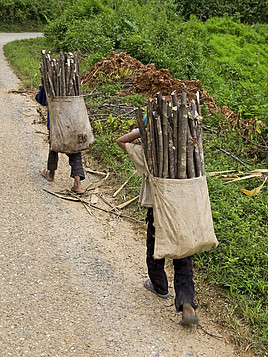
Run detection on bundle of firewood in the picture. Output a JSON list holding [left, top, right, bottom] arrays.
[[40, 50, 82, 97], [137, 91, 205, 179]]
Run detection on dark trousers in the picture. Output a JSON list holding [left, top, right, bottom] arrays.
[[146, 208, 196, 312], [47, 150, 85, 180]]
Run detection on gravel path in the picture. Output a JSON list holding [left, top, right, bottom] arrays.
[[0, 33, 241, 357]]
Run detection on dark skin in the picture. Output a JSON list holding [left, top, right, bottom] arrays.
[[41, 168, 83, 193], [116, 130, 196, 320], [116, 130, 141, 152]]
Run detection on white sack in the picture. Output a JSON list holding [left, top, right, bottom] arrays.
[[149, 174, 218, 259], [48, 96, 94, 153]]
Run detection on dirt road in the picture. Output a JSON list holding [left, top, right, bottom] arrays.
[[0, 33, 242, 357]]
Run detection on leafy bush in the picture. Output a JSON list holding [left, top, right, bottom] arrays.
[[0, 0, 63, 29], [175, 0, 268, 24], [44, 3, 268, 128]]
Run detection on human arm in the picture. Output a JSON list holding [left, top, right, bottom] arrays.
[[116, 130, 141, 152]]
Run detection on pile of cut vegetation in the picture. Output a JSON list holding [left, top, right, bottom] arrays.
[[82, 51, 202, 101], [82, 51, 240, 123]]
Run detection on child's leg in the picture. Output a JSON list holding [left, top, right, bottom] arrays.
[[67, 152, 85, 180], [173, 257, 197, 312], [47, 150, 58, 172], [146, 208, 168, 295], [67, 152, 85, 193], [41, 150, 58, 181]]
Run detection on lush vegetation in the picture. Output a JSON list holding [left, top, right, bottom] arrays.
[[0, 0, 64, 31], [3, 37, 48, 88], [3, 0, 267, 353], [175, 0, 268, 24], [44, 2, 268, 129]]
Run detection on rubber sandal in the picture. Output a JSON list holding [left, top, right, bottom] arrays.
[[144, 278, 170, 299], [41, 169, 53, 182], [180, 312, 199, 326], [71, 186, 84, 195]]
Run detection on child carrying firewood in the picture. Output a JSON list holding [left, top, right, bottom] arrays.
[[116, 128, 199, 326], [36, 82, 85, 194]]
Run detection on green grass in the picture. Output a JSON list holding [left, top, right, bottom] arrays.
[[3, 37, 48, 89], [3, 32, 267, 355]]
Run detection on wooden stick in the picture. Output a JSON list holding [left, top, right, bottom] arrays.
[[136, 108, 148, 163], [148, 100, 158, 176], [65, 58, 70, 96], [155, 112, 163, 178], [67, 61, 75, 96], [84, 172, 110, 191], [167, 102, 172, 126], [196, 114, 205, 176], [46, 55, 55, 97], [156, 92, 162, 116], [171, 90, 178, 108], [97, 193, 118, 210], [186, 125, 196, 178], [162, 98, 169, 178], [59, 51, 66, 96], [74, 52, 82, 95], [113, 171, 136, 197], [146, 118, 153, 174], [195, 92, 205, 175], [85, 168, 108, 176], [172, 106, 178, 178], [43, 188, 80, 201], [171, 91, 179, 176], [153, 110, 159, 175], [177, 92, 188, 179], [189, 101, 200, 177], [41, 51, 51, 97], [168, 122, 175, 179], [116, 195, 139, 209], [82, 202, 93, 216], [194, 143, 202, 177]]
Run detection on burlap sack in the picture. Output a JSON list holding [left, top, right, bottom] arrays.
[[125, 143, 153, 207], [149, 174, 218, 259], [47, 96, 94, 153]]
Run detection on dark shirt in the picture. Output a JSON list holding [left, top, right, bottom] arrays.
[[35, 85, 50, 130]]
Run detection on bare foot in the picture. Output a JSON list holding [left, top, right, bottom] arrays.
[[41, 168, 54, 182], [71, 186, 84, 194], [71, 176, 84, 194]]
